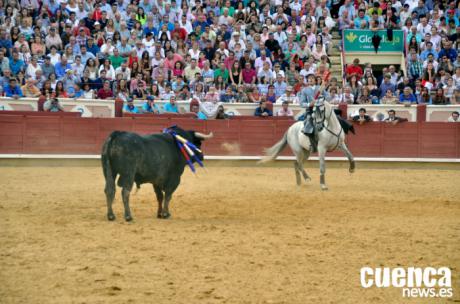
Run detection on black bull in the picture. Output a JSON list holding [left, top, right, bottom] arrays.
[[101, 126, 213, 221]]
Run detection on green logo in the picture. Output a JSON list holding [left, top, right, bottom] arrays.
[[346, 32, 358, 43]]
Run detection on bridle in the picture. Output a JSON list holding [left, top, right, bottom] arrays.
[[313, 100, 343, 151]]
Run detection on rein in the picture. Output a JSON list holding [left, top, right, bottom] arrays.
[[314, 102, 343, 152], [163, 127, 204, 174]]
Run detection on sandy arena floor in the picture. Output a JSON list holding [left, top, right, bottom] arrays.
[[0, 163, 459, 304]]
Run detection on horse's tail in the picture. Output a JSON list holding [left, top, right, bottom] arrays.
[[258, 131, 288, 164]]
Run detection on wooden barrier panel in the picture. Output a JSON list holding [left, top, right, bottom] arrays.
[[0, 116, 459, 158], [0, 110, 82, 117]]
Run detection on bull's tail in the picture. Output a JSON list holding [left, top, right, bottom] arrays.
[[258, 131, 288, 164]]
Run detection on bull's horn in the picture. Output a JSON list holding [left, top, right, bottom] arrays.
[[195, 132, 214, 139]]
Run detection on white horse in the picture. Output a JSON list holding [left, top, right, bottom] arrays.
[[260, 100, 355, 190]]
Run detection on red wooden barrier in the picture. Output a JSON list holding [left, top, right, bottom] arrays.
[[0, 116, 459, 158]]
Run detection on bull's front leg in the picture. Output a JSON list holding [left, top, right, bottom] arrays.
[[153, 185, 164, 219], [121, 187, 133, 221]]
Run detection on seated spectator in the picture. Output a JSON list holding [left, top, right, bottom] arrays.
[[379, 74, 396, 99], [97, 81, 114, 99], [204, 86, 220, 103], [44, 98, 64, 112], [451, 87, 460, 104], [142, 96, 161, 114], [123, 98, 139, 113], [340, 86, 355, 104], [380, 89, 398, 104], [161, 84, 175, 100], [70, 84, 84, 98], [242, 62, 256, 84], [254, 100, 273, 117], [345, 58, 363, 81], [398, 87, 417, 105], [327, 87, 342, 104], [351, 108, 372, 125], [276, 100, 294, 117], [9, 51, 25, 76], [21, 78, 41, 97], [418, 87, 432, 104], [220, 86, 236, 103], [448, 111, 460, 122], [235, 85, 250, 103], [4, 78, 23, 98], [276, 86, 299, 104], [132, 81, 147, 99], [82, 83, 95, 99], [432, 88, 449, 105], [266, 85, 277, 103], [384, 109, 408, 125], [357, 87, 372, 104], [163, 95, 180, 113]]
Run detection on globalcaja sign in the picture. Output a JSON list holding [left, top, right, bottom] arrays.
[[343, 29, 404, 53]]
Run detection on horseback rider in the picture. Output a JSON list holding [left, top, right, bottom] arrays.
[[299, 75, 324, 153], [300, 74, 354, 153], [300, 91, 321, 152]]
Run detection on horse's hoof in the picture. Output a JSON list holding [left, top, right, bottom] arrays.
[[161, 212, 171, 219], [349, 168, 355, 174], [125, 215, 133, 222], [305, 177, 311, 182], [107, 214, 116, 221], [157, 213, 162, 219], [321, 185, 329, 191]]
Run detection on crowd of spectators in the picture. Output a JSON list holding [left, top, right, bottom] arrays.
[[0, 0, 459, 120]]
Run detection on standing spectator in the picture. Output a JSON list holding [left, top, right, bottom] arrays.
[[44, 98, 65, 112], [448, 111, 460, 122], [385, 109, 408, 125], [351, 108, 372, 125]]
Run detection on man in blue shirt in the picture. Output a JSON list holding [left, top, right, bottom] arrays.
[[9, 52, 24, 76], [4, 78, 23, 98], [354, 9, 370, 28], [163, 95, 180, 113], [254, 100, 273, 117], [379, 74, 396, 98], [438, 41, 458, 63], [55, 56, 72, 79], [142, 96, 161, 114], [191, 103, 207, 120], [399, 87, 417, 104], [123, 98, 140, 113]]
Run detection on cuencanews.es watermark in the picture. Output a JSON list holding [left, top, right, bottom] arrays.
[[360, 267, 454, 298]]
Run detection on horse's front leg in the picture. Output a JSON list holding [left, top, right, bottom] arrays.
[[318, 147, 328, 191], [340, 143, 355, 173]]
